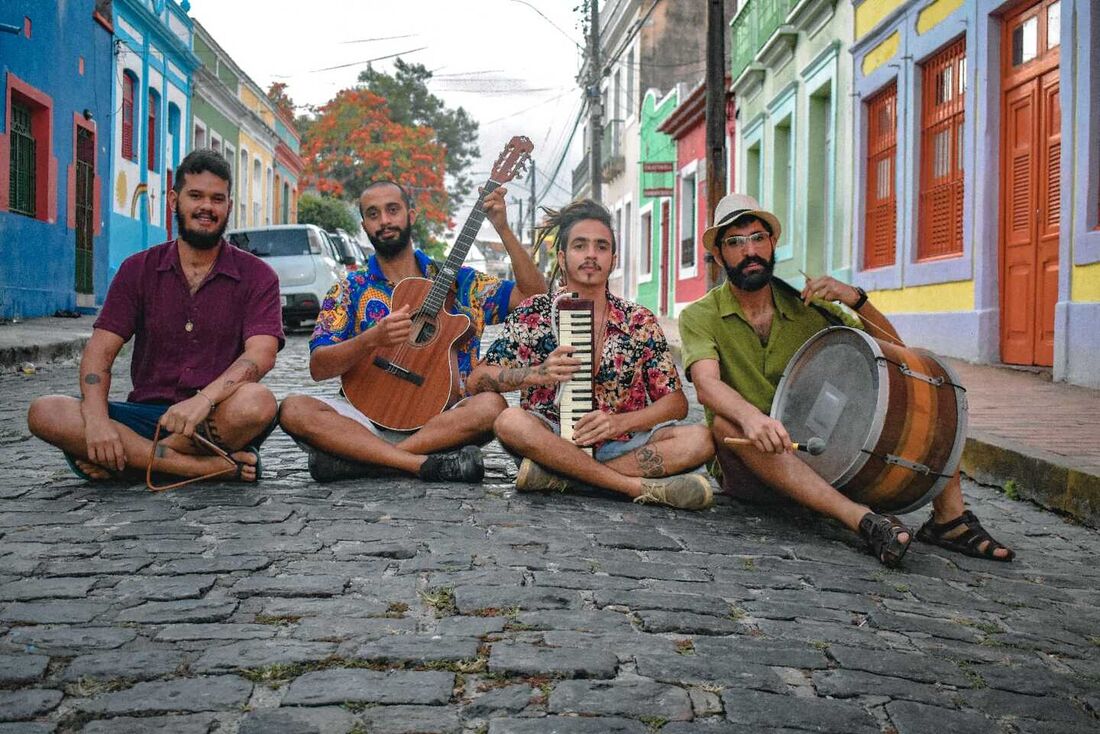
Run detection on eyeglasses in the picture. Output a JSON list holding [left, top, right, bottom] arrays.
[[721, 231, 770, 249]]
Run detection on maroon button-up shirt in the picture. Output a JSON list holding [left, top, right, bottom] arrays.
[[94, 240, 284, 404]]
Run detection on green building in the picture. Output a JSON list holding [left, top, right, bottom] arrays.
[[636, 87, 679, 316]]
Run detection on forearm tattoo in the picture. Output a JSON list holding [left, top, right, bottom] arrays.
[[474, 366, 544, 393], [83, 374, 101, 385], [635, 445, 667, 478], [222, 358, 260, 390]]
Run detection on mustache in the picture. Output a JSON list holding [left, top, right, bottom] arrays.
[[735, 255, 770, 272]]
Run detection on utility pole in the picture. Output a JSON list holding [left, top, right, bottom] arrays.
[[704, 0, 728, 287], [587, 0, 603, 203], [529, 163, 541, 269], [514, 198, 524, 244]]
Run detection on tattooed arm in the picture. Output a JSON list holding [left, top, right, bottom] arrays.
[[78, 328, 128, 470], [467, 345, 581, 394]]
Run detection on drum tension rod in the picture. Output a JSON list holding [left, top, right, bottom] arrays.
[[859, 448, 952, 478], [876, 357, 965, 390]]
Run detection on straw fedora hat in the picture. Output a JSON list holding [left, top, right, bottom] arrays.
[[701, 193, 782, 254]]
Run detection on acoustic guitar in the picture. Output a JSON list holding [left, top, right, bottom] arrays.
[[341, 135, 534, 431]]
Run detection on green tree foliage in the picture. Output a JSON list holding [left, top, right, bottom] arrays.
[[297, 192, 359, 234], [358, 59, 481, 208]]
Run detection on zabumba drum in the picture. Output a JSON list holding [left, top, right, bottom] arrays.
[[771, 327, 968, 514]]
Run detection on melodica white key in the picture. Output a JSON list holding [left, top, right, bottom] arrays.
[[553, 293, 596, 455]]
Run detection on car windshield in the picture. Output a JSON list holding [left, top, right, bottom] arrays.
[[229, 229, 312, 257]]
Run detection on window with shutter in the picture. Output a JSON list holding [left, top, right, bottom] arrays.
[[918, 38, 966, 260], [147, 89, 158, 171], [121, 72, 135, 161], [9, 101, 36, 217], [864, 83, 898, 270]]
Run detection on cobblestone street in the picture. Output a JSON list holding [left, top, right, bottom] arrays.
[[1, 333, 1098, 733]]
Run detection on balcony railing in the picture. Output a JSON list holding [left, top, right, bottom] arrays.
[[601, 119, 625, 181], [572, 152, 590, 198], [730, 0, 795, 81]]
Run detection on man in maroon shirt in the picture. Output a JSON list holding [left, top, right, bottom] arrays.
[[27, 149, 284, 483]]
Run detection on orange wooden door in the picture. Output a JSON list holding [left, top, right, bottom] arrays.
[[1000, 0, 1061, 366]]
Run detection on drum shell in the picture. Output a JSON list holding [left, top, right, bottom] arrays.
[[771, 327, 968, 514]]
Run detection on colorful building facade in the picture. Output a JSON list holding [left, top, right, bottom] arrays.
[[730, 0, 858, 290], [637, 87, 680, 315], [0, 0, 114, 319], [848, 0, 1098, 387], [107, 0, 198, 279]]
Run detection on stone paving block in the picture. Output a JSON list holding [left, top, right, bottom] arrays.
[[185, 505, 294, 524], [489, 717, 648, 733], [885, 700, 995, 734], [425, 569, 524, 588], [488, 642, 618, 679], [549, 679, 692, 720], [5, 626, 136, 653], [80, 713, 218, 734], [867, 610, 983, 643], [812, 669, 960, 706], [598, 559, 711, 582], [236, 706, 357, 734], [529, 571, 640, 591], [453, 585, 579, 614], [281, 668, 454, 706], [540, 631, 678, 658], [155, 623, 278, 641], [62, 650, 187, 681], [0, 601, 110, 625], [331, 540, 418, 559], [961, 689, 1093, 724], [358, 705, 462, 734], [214, 536, 324, 555], [595, 529, 682, 551], [0, 577, 96, 601], [112, 575, 217, 601], [692, 637, 830, 669], [463, 684, 534, 716], [635, 610, 744, 635], [193, 639, 337, 673], [398, 551, 475, 573], [432, 615, 507, 637], [634, 652, 786, 692], [231, 575, 347, 598], [721, 689, 879, 733], [75, 675, 253, 715], [826, 644, 974, 687], [257, 597, 390, 618], [38, 558, 150, 577], [355, 635, 480, 665], [513, 609, 633, 633], [146, 555, 272, 575], [284, 559, 390, 577], [293, 616, 418, 642], [115, 599, 238, 624], [0, 655, 48, 685], [0, 723, 55, 733], [0, 689, 62, 721], [0, 512, 88, 528], [593, 589, 731, 617]]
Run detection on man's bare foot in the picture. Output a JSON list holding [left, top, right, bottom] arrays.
[[73, 458, 116, 480], [227, 449, 260, 483]]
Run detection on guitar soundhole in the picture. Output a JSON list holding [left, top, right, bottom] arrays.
[[415, 321, 436, 345]]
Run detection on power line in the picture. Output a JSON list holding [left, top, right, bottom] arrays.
[[537, 102, 585, 202]]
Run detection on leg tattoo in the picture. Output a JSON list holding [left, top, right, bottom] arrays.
[[635, 445, 667, 478]]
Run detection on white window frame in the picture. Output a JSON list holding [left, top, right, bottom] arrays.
[[638, 200, 654, 283], [677, 159, 699, 280]]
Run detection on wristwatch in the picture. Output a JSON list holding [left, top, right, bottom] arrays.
[[851, 286, 868, 311]]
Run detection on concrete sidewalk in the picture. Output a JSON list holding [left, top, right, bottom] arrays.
[[0, 314, 93, 371], [658, 316, 1100, 528]]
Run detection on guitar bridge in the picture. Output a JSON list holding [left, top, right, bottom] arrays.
[[372, 356, 425, 386]]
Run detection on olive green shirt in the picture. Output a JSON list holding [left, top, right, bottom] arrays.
[[679, 281, 862, 423]]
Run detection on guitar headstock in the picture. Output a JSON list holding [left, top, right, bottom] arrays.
[[490, 136, 534, 184]]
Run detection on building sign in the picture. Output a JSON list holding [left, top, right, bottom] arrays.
[[642, 162, 675, 173], [643, 187, 674, 197]]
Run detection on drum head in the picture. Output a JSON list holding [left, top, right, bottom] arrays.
[[771, 328, 885, 486]]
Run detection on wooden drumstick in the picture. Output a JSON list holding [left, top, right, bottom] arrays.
[[723, 436, 826, 456]]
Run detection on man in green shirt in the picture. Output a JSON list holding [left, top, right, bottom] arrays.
[[680, 193, 1013, 567]]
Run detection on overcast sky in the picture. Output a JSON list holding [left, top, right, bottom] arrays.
[[186, 0, 586, 242]]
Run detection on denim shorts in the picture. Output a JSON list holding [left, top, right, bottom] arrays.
[[506, 412, 682, 465], [104, 400, 276, 448]]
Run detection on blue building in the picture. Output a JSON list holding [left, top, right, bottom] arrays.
[[0, 1, 114, 319], [107, 0, 198, 280]]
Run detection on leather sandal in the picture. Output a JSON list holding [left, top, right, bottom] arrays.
[[858, 512, 912, 568], [916, 510, 1014, 562]]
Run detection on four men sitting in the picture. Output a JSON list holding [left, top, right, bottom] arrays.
[[25, 148, 1013, 567]]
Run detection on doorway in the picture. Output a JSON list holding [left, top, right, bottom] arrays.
[[1000, 0, 1061, 366], [74, 126, 95, 298]]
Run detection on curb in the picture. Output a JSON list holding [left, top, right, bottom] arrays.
[[0, 335, 90, 371]]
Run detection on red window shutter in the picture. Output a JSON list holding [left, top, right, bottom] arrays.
[[918, 38, 966, 260], [864, 83, 898, 270], [147, 90, 157, 171], [121, 74, 134, 161]]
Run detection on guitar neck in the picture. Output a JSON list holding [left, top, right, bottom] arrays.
[[423, 180, 501, 315]]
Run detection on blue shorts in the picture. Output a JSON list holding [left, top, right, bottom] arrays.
[[104, 401, 276, 448], [507, 413, 682, 465]]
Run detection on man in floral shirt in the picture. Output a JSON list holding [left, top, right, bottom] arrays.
[[468, 199, 714, 510], [279, 180, 547, 483]]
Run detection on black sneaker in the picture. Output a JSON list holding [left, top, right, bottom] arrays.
[[418, 446, 484, 483], [308, 449, 373, 483]]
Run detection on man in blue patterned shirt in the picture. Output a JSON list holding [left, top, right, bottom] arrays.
[[280, 180, 547, 482]]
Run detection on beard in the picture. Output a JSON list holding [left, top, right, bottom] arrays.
[[367, 216, 413, 259], [725, 252, 776, 292], [176, 208, 227, 250]]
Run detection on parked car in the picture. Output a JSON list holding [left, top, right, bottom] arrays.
[[328, 229, 367, 272], [226, 224, 345, 329]]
